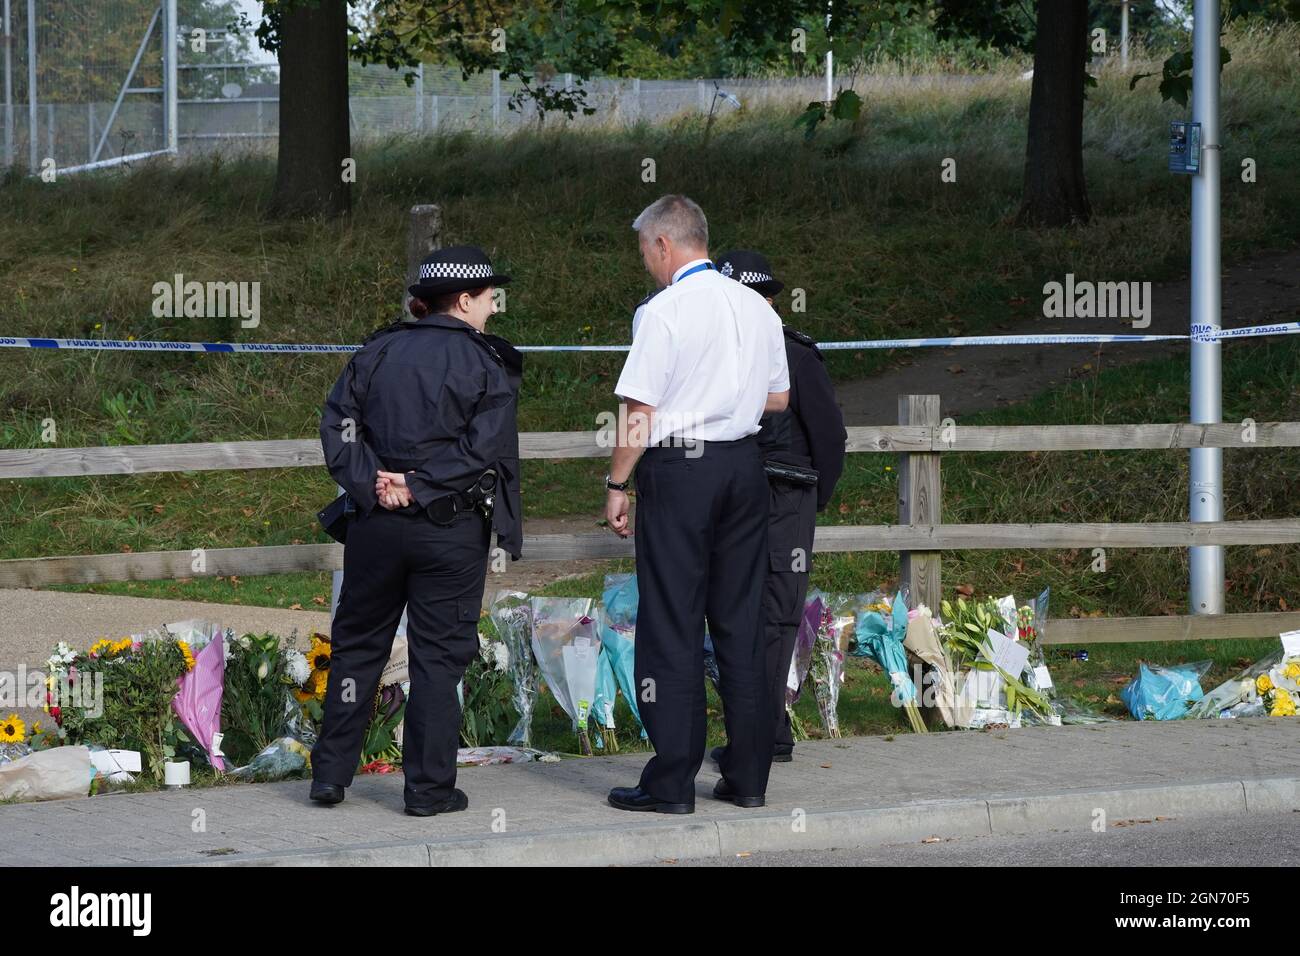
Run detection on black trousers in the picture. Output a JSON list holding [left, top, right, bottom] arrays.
[[764, 479, 818, 750], [633, 437, 773, 803], [311, 506, 490, 807]]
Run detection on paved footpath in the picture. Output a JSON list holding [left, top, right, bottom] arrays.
[[1, 718, 1296, 866]]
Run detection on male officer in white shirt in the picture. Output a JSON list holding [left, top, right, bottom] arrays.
[[604, 194, 790, 813]]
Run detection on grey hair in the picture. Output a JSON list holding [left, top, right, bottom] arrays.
[[631, 194, 709, 250]]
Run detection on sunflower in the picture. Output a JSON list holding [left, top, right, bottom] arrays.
[[308, 638, 332, 673], [89, 638, 114, 658], [111, 638, 133, 655], [0, 714, 25, 744], [311, 668, 329, 698], [293, 687, 315, 704], [177, 640, 196, 671]]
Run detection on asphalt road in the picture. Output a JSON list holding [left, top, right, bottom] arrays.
[[654, 809, 1300, 866]]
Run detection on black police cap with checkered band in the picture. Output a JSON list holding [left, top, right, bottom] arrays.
[[714, 249, 784, 298], [407, 245, 512, 299]]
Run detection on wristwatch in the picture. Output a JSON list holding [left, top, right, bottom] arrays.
[[605, 474, 630, 492]]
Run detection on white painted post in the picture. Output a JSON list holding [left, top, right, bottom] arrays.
[[1188, 0, 1225, 614], [492, 68, 500, 129], [164, 0, 177, 153], [414, 62, 424, 132], [25, 0, 36, 170], [1121, 1, 1130, 67], [2, 0, 13, 168]]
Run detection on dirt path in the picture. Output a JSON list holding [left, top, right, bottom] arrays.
[[838, 247, 1299, 424]]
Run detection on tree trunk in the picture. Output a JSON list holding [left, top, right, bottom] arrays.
[[1018, 0, 1092, 227], [269, 0, 351, 219]]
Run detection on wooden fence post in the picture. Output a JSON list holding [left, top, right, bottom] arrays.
[[898, 394, 942, 613], [330, 205, 443, 621], [404, 203, 443, 314], [898, 393, 943, 727]]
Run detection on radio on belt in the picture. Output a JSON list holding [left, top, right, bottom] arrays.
[[1168, 120, 1202, 175]]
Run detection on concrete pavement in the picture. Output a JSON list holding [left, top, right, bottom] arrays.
[[0, 717, 1294, 867]]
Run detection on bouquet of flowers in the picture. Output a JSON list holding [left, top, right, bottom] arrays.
[[853, 590, 927, 733], [1186, 640, 1300, 719], [220, 632, 302, 767], [808, 598, 846, 739], [529, 597, 600, 754], [458, 631, 516, 748], [902, 605, 965, 729], [593, 573, 646, 751], [785, 596, 822, 740], [52, 635, 197, 781], [1121, 661, 1211, 721], [936, 591, 1054, 728], [489, 591, 537, 747]]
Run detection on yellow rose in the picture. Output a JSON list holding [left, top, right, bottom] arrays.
[[1256, 674, 1273, 694]]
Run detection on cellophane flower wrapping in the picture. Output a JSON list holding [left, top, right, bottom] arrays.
[[1186, 646, 1298, 719], [529, 597, 597, 749], [561, 625, 601, 754], [489, 590, 536, 748], [595, 574, 646, 742], [808, 597, 845, 738], [170, 633, 227, 771], [783, 595, 823, 740], [1121, 660, 1212, 720], [852, 591, 915, 701], [855, 590, 927, 732]]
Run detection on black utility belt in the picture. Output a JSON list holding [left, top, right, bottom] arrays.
[[428, 490, 487, 524], [764, 461, 819, 486]]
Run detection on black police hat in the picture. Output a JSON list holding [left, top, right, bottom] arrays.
[[407, 245, 512, 299], [715, 249, 784, 298]]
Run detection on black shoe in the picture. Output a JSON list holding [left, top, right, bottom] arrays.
[[405, 788, 469, 816], [309, 782, 345, 805], [608, 785, 694, 814], [712, 778, 765, 808]]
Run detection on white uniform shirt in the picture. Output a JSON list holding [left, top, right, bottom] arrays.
[[615, 258, 790, 446]]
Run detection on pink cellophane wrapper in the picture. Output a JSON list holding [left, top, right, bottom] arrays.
[[171, 633, 227, 771]]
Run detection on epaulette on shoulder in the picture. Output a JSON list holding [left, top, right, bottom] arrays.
[[783, 325, 823, 360], [361, 319, 410, 345], [480, 332, 523, 374]]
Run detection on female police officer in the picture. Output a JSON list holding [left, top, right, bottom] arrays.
[[311, 245, 522, 816]]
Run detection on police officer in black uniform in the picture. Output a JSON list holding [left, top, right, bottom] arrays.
[[310, 245, 522, 816], [711, 249, 847, 765]]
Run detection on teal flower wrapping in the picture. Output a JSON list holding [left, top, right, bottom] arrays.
[[853, 591, 918, 705]]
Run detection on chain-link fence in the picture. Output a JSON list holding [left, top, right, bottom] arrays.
[[3, 0, 961, 171]]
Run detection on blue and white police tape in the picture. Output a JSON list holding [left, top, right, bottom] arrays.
[[1, 322, 1297, 355]]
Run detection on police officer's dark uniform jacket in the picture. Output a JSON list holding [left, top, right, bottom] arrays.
[[312, 246, 520, 812], [716, 250, 847, 760], [319, 313, 524, 558]]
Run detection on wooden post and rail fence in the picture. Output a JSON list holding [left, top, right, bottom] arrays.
[[3, 411, 1300, 645]]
